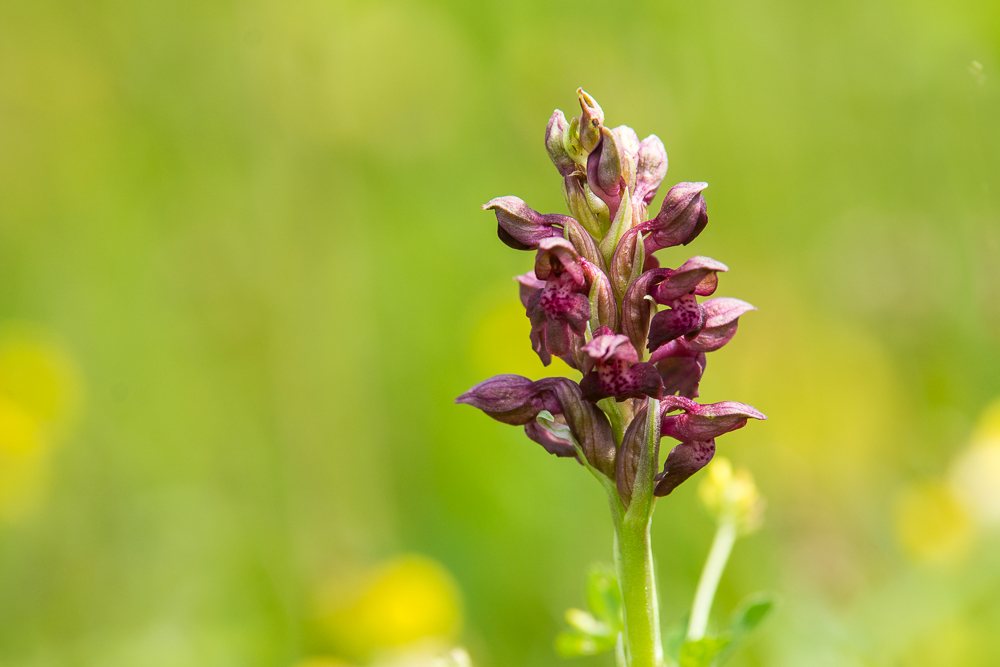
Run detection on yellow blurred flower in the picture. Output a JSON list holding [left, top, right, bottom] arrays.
[[0, 324, 80, 522], [894, 481, 973, 564], [316, 555, 463, 661], [0, 396, 49, 521], [949, 397, 1000, 526], [697, 457, 765, 535]]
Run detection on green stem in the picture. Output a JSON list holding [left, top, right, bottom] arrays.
[[614, 513, 662, 667], [611, 399, 663, 667], [687, 519, 737, 641]]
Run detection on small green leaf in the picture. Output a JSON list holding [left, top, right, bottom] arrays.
[[729, 592, 777, 637], [711, 591, 779, 665], [678, 638, 728, 667], [584, 564, 622, 630], [663, 617, 689, 662]]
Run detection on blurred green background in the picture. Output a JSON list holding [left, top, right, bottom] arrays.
[[1, 0, 1000, 665]]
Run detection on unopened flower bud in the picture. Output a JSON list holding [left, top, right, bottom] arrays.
[[577, 88, 605, 154], [697, 457, 765, 534], [612, 125, 640, 194], [641, 182, 709, 254], [546, 110, 577, 177], [609, 227, 647, 304], [483, 196, 568, 250], [634, 135, 668, 206], [582, 261, 619, 333], [587, 126, 626, 215], [563, 173, 608, 239]]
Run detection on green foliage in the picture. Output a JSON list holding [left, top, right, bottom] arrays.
[[678, 638, 728, 667], [555, 564, 624, 657], [664, 593, 777, 667]]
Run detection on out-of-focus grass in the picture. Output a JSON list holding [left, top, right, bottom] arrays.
[[1, 0, 999, 666]]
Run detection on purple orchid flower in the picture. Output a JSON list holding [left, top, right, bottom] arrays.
[[646, 256, 729, 352], [653, 397, 767, 496], [483, 196, 569, 250], [649, 298, 757, 397], [524, 238, 592, 365], [579, 327, 664, 402], [455, 374, 617, 477]]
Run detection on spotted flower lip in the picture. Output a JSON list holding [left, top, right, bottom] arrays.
[[455, 374, 617, 477], [645, 257, 729, 353], [526, 238, 591, 365], [647, 297, 756, 398], [579, 327, 664, 402], [483, 196, 569, 250], [654, 440, 717, 497]]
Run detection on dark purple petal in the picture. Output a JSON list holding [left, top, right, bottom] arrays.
[[582, 331, 639, 364], [535, 237, 586, 286], [524, 420, 578, 458], [634, 135, 668, 206], [688, 298, 756, 352], [660, 398, 767, 442], [621, 268, 672, 356], [655, 350, 706, 398], [455, 374, 560, 425], [515, 272, 545, 308], [580, 332, 663, 401], [653, 439, 716, 496], [641, 182, 709, 253], [650, 256, 729, 304], [456, 376, 616, 476], [647, 294, 706, 352], [581, 361, 663, 402], [483, 196, 568, 250]]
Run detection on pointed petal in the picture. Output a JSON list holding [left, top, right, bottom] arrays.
[[650, 256, 729, 304], [653, 439, 716, 496], [634, 135, 668, 205], [641, 182, 708, 253], [647, 294, 706, 352], [545, 109, 576, 176], [660, 399, 767, 441], [484, 196, 568, 250]]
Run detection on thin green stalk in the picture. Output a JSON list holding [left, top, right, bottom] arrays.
[[611, 399, 663, 667], [614, 513, 662, 667], [687, 518, 737, 641]]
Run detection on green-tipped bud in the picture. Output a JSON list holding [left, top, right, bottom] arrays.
[[609, 227, 646, 305], [598, 185, 634, 267], [577, 88, 605, 154], [546, 110, 577, 176], [563, 173, 606, 239], [583, 262, 619, 334]]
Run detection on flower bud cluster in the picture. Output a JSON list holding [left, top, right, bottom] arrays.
[[459, 89, 765, 499]]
